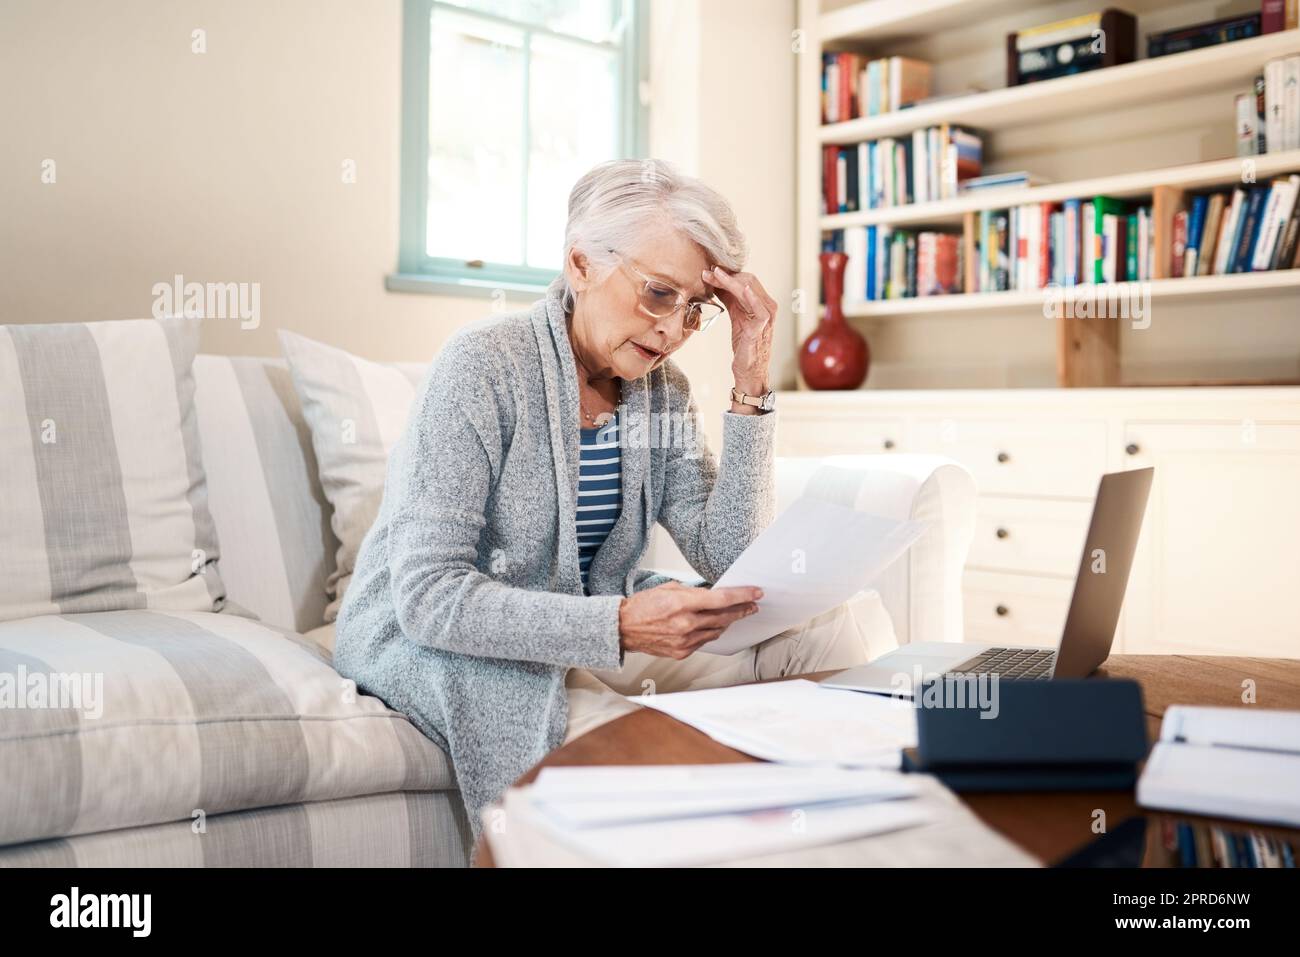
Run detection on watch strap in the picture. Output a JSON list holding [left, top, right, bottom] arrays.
[[731, 387, 775, 412]]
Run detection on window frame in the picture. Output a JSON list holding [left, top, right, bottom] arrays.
[[392, 0, 649, 299]]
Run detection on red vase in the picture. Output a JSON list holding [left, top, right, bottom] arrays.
[[799, 251, 869, 390]]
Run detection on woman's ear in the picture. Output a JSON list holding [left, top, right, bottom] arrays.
[[567, 247, 592, 293]]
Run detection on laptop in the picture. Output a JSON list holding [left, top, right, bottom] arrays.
[[822, 467, 1154, 695]]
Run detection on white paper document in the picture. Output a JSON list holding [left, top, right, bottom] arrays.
[[538, 794, 930, 867], [633, 678, 917, 767], [528, 763, 919, 829], [699, 496, 928, 655]]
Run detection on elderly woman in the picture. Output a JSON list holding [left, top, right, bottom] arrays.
[[334, 159, 871, 845]]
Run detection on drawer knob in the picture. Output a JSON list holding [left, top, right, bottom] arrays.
[[1125, 442, 1140, 456], [995, 604, 1009, 617], [995, 527, 1009, 539], [996, 451, 1010, 464], [883, 438, 896, 450]]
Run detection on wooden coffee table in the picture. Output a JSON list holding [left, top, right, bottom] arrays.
[[475, 655, 1300, 867]]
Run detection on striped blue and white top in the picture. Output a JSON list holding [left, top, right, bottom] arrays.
[[577, 412, 622, 592]]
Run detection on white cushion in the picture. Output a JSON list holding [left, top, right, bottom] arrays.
[[0, 609, 452, 847], [0, 318, 224, 622], [278, 332, 425, 622]]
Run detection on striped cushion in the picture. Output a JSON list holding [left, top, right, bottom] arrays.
[[193, 355, 337, 634], [0, 318, 224, 622], [0, 791, 471, 867], [0, 609, 455, 847], [278, 331, 425, 622]]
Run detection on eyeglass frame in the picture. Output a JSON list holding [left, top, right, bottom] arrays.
[[608, 250, 726, 333]]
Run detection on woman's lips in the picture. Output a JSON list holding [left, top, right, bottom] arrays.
[[630, 341, 662, 361]]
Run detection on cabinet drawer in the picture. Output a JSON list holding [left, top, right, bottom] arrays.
[[968, 499, 1094, 577], [776, 413, 904, 457], [963, 571, 1073, 649], [913, 418, 1107, 498]]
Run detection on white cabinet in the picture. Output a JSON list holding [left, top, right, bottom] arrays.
[[962, 571, 1074, 649], [776, 409, 904, 457], [968, 498, 1093, 578], [776, 387, 1300, 657], [1121, 420, 1300, 657], [911, 418, 1108, 499]]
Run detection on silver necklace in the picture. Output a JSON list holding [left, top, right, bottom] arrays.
[[580, 380, 621, 427]]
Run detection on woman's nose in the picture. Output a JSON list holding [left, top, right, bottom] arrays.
[[652, 307, 688, 344]]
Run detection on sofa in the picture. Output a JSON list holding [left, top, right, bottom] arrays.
[[0, 346, 975, 868]]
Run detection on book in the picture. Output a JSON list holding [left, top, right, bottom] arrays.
[[1137, 706, 1300, 829], [1273, 196, 1300, 268], [959, 171, 1049, 191], [994, 211, 1009, 290], [1092, 196, 1126, 283], [1263, 0, 1287, 33], [1183, 194, 1209, 276], [1011, 10, 1136, 86], [1236, 92, 1259, 156], [1256, 74, 1268, 153], [889, 57, 932, 112], [1284, 56, 1300, 152], [1229, 188, 1268, 272], [1147, 13, 1261, 57], [1125, 213, 1138, 282], [1196, 193, 1226, 276], [1253, 175, 1300, 269], [1264, 58, 1287, 154], [1171, 210, 1188, 278], [1063, 199, 1081, 285], [821, 54, 932, 123], [1213, 188, 1246, 275], [1137, 206, 1151, 281]]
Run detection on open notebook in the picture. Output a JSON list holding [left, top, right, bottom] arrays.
[[1137, 706, 1300, 828]]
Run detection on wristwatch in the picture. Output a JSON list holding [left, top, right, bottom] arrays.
[[730, 386, 776, 413]]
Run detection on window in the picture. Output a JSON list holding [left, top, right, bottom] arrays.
[[395, 0, 647, 295]]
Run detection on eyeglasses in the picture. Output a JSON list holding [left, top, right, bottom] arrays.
[[614, 254, 725, 333]]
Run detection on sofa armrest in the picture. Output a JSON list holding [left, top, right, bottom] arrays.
[[640, 453, 976, 647], [775, 454, 976, 646]]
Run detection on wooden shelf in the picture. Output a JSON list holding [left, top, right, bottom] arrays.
[[819, 0, 1020, 44], [821, 151, 1300, 231], [842, 270, 1300, 319], [818, 30, 1300, 144]]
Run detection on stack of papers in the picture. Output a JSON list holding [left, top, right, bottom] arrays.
[[519, 763, 928, 866], [1137, 706, 1300, 828], [484, 769, 1041, 868], [633, 678, 917, 767]]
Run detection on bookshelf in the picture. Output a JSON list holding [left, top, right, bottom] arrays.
[[823, 150, 1300, 231], [791, 1, 1300, 656], [818, 29, 1300, 144], [795, 0, 1300, 389], [841, 269, 1300, 317]]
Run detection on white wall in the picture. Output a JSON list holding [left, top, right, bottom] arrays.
[[0, 0, 798, 404]]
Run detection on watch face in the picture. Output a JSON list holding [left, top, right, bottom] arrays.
[[761, 391, 776, 411]]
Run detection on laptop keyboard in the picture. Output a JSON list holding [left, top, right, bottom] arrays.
[[948, 647, 1056, 680]]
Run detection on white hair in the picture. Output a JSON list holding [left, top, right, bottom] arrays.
[[546, 158, 748, 314]]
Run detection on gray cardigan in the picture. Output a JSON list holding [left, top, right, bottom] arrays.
[[333, 292, 776, 844]]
